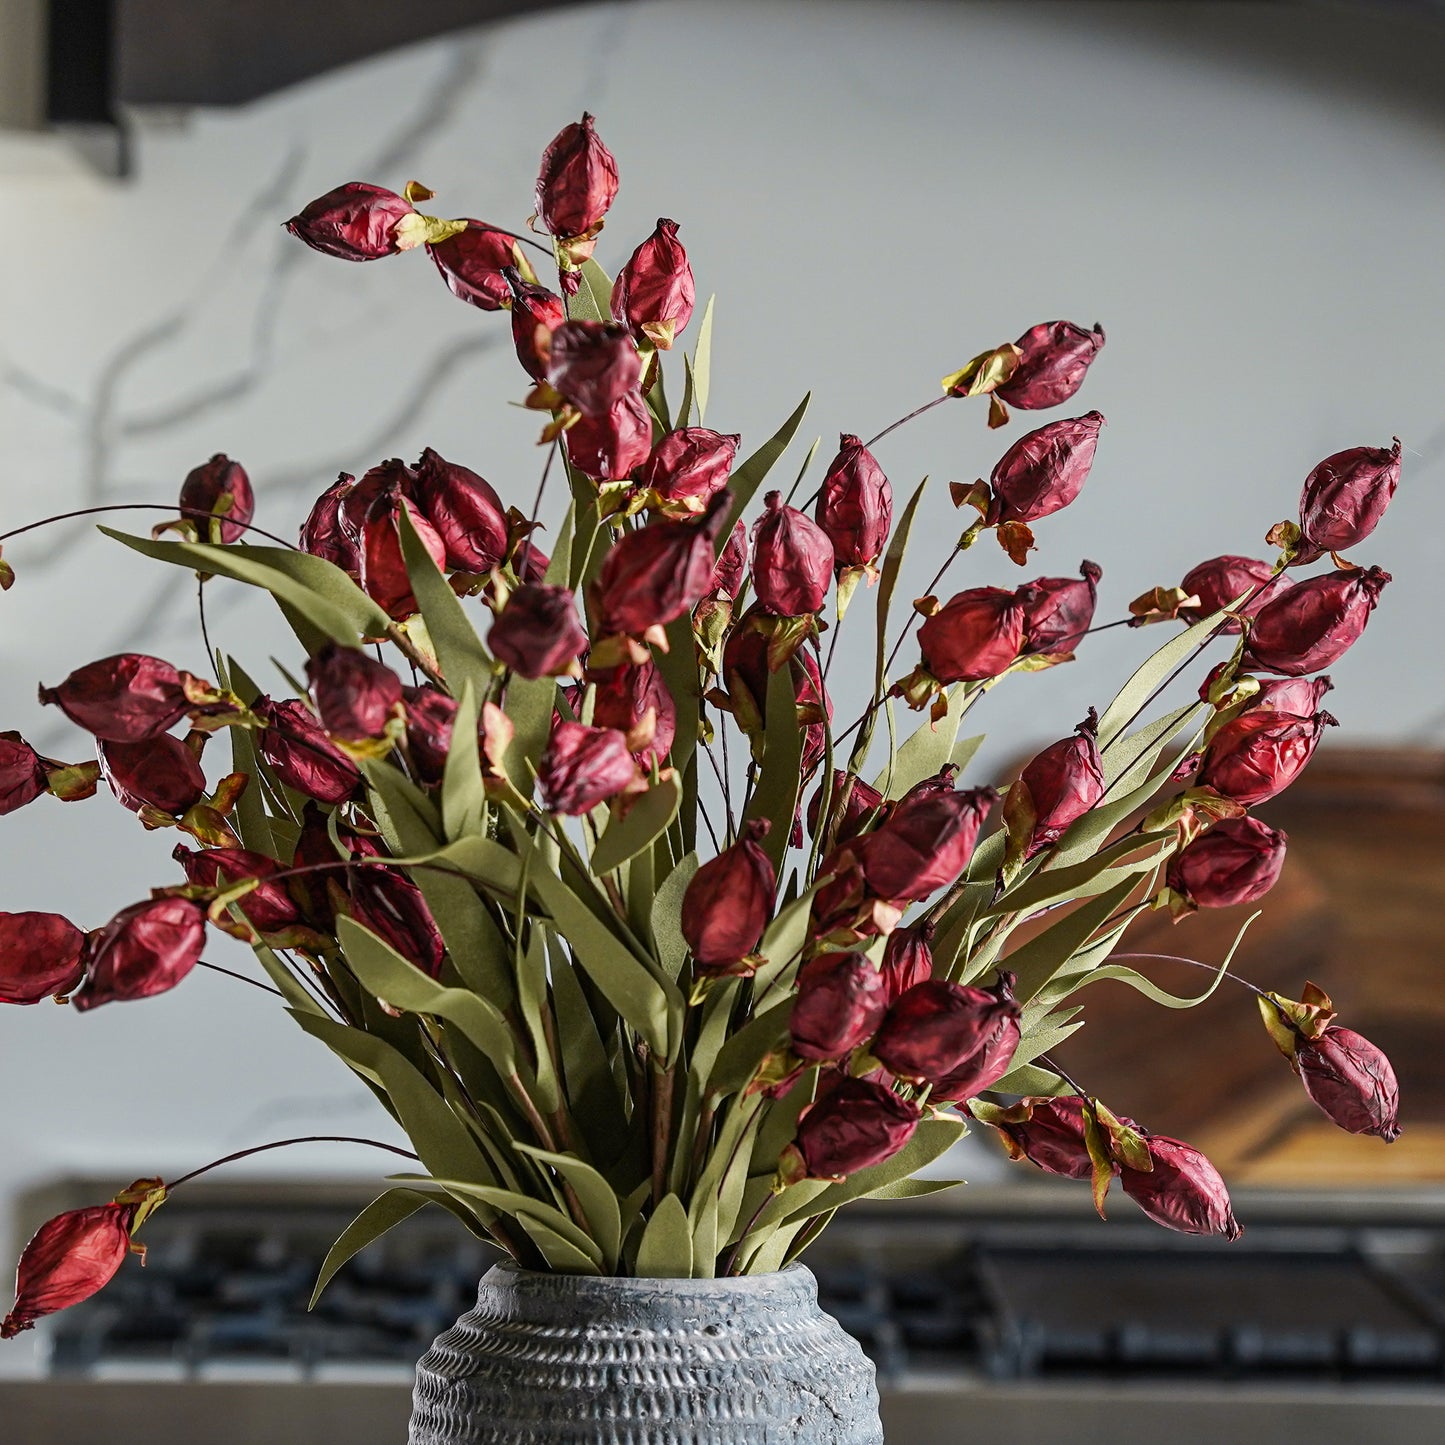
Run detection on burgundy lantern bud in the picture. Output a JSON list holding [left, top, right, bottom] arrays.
[[254, 697, 361, 805], [987, 412, 1104, 562], [610, 218, 696, 350], [815, 435, 892, 570], [538, 722, 643, 816], [40, 654, 191, 743], [488, 584, 588, 680], [347, 868, 445, 978], [996, 320, 1106, 411], [1298, 438, 1401, 555], [590, 660, 677, 766], [504, 268, 567, 381], [533, 113, 619, 239], [932, 976, 1023, 1102], [306, 643, 403, 744], [638, 428, 740, 515], [873, 975, 1022, 1085], [805, 771, 885, 847], [427, 220, 534, 311], [1296, 1025, 1401, 1142], [1165, 815, 1288, 913], [1179, 555, 1280, 633], [179, 454, 254, 544], [1120, 1136, 1242, 1240], [751, 491, 835, 617], [1247, 674, 1335, 717], [982, 1094, 1096, 1179], [98, 735, 206, 819], [861, 785, 997, 902], [299, 474, 362, 573], [720, 605, 833, 773], [916, 587, 1029, 684], [284, 181, 415, 261], [564, 391, 653, 482], [1021, 560, 1102, 656], [545, 319, 641, 416], [680, 819, 776, 977], [171, 845, 305, 941], [411, 447, 508, 575], [0, 733, 48, 816], [0, 911, 87, 1004], [1244, 566, 1390, 676], [1198, 707, 1334, 807], [71, 896, 207, 1011], [789, 951, 890, 1062], [511, 538, 550, 585], [1010, 712, 1105, 859], [778, 1076, 920, 1184], [358, 486, 447, 622], [708, 521, 748, 601], [593, 492, 732, 642], [402, 685, 459, 783], [879, 922, 934, 1003]]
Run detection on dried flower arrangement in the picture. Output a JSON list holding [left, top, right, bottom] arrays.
[[0, 115, 1402, 1338]]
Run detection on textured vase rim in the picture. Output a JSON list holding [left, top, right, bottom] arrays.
[[480, 1258, 818, 1297]]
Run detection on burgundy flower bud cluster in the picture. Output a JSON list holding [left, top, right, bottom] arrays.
[[1, 732, 100, 817], [428, 221, 532, 311], [1012, 713, 1104, 858], [680, 820, 776, 978], [1198, 704, 1335, 806], [815, 436, 892, 571], [780, 1076, 920, 1183], [1020, 560, 1102, 656], [306, 644, 403, 744], [879, 922, 934, 1003], [40, 654, 194, 742], [179, 454, 253, 543], [565, 391, 653, 481], [285, 182, 415, 261], [505, 268, 568, 380], [538, 721, 642, 815], [1298, 438, 1400, 556], [996, 321, 1106, 411], [638, 428, 739, 515], [858, 780, 997, 902], [1178, 555, 1281, 633], [3, 1202, 140, 1339], [1244, 566, 1390, 676], [790, 952, 890, 1061], [752, 491, 835, 617], [72, 896, 207, 1012], [873, 973, 1020, 1095], [98, 735, 206, 820], [806, 771, 885, 847], [347, 866, 445, 978], [1165, 814, 1287, 912], [254, 697, 361, 805], [545, 319, 641, 416], [917, 586, 1030, 685], [1296, 1025, 1401, 1142], [988, 412, 1104, 527], [611, 218, 695, 350], [0, 910, 87, 1004], [590, 660, 677, 767], [534, 113, 618, 240], [173, 844, 306, 943], [412, 447, 509, 575], [489, 584, 588, 680]]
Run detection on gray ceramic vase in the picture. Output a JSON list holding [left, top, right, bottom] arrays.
[[409, 1261, 883, 1444]]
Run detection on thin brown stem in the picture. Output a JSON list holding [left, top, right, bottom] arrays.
[[385, 623, 447, 689], [0, 503, 299, 551], [196, 960, 283, 998], [169, 1135, 419, 1189], [865, 393, 949, 449]]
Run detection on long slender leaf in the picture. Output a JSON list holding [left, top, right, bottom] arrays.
[[742, 659, 803, 875], [397, 505, 493, 701], [691, 295, 715, 423], [513, 1145, 623, 1268], [310, 1189, 430, 1308], [567, 257, 614, 324], [650, 852, 699, 982], [590, 774, 682, 875], [440, 681, 486, 843], [635, 1193, 693, 1278]]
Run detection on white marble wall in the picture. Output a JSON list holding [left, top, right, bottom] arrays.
[[1, 0, 1443, 1342]]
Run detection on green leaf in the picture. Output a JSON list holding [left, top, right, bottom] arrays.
[[742, 659, 804, 876], [502, 675, 557, 804], [705, 998, 793, 1098], [677, 352, 697, 431], [1100, 701, 1202, 787], [989, 1063, 1068, 1097], [336, 916, 518, 1074], [741, 1219, 810, 1275], [753, 880, 818, 992], [517, 1214, 603, 1274], [691, 295, 715, 423], [397, 505, 493, 702], [568, 257, 614, 324], [422, 1178, 604, 1271], [951, 733, 985, 776], [872, 680, 969, 799], [226, 723, 276, 856], [514, 920, 559, 1115], [634, 1193, 694, 1278], [590, 774, 682, 875], [862, 1176, 966, 1203], [100, 527, 390, 642], [650, 851, 699, 982], [251, 941, 325, 1016], [549, 939, 630, 1161], [721, 393, 811, 545], [440, 681, 486, 843], [1002, 1013, 1084, 1079], [513, 1145, 622, 1268], [983, 830, 1174, 919], [310, 1189, 430, 1308], [542, 502, 576, 589]]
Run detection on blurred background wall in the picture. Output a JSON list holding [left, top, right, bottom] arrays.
[[1, 0, 1442, 1348]]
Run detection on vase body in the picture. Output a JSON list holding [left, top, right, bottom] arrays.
[[409, 1261, 883, 1444]]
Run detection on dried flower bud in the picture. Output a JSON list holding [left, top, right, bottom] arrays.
[[546, 319, 641, 416], [720, 605, 833, 773], [918, 587, 1028, 683], [989, 412, 1104, 525], [681, 819, 776, 976], [1294, 1025, 1400, 1141], [0, 733, 48, 816], [2, 1203, 138, 1338], [171, 845, 304, 940], [611, 218, 695, 349], [347, 867, 444, 978], [411, 447, 509, 575], [707, 521, 748, 602], [1166, 815, 1287, 912], [984, 1094, 1096, 1179], [1120, 1135, 1242, 1240], [40, 654, 192, 743], [534, 113, 619, 238], [1198, 707, 1334, 807], [1246, 674, 1335, 716], [504, 269, 567, 381], [359, 486, 448, 622], [401, 685, 458, 784], [305, 643, 403, 744], [806, 772, 885, 847], [511, 538, 551, 585], [284, 182, 414, 261], [427, 220, 532, 311], [1244, 566, 1390, 676], [752, 491, 835, 616], [299, 474, 362, 573], [779, 1076, 920, 1183], [815, 436, 892, 570], [594, 492, 731, 640], [590, 659, 677, 767], [996, 320, 1106, 410], [874, 975, 1021, 1085], [861, 785, 996, 902], [932, 977, 1022, 1102], [1013, 713, 1105, 858], [288, 804, 382, 931], [1179, 555, 1280, 633], [790, 952, 890, 1062], [98, 735, 206, 819], [1299, 438, 1400, 555], [254, 697, 361, 805], [538, 721, 643, 815], [1021, 561, 1102, 656], [488, 584, 588, 679], [879, 922, 934, 1003], [564, 390, 654, 481], [638, 428, 740, 515], [179, 454, 254, 544], [71, 896, 207, 1011], [0, 910, 87, 1004]]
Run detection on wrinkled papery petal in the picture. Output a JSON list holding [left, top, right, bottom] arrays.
[[0, 910, 87, 1004], [179, 454, 253, 543], [71, 896, 207, 1011]]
